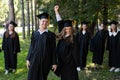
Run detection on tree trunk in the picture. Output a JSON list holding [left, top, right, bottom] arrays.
[[8, 0, 15, 22], [21, 0, 26, 39], [26, 0, 30, 36], [103, 0, 108, 23], [31, 0, 34, 32], [34, 0, 38, 30]]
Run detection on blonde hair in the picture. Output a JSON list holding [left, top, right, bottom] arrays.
[[56, 27, 74, 43]]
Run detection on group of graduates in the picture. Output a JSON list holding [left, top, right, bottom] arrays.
[[0, 5, 120, 80]]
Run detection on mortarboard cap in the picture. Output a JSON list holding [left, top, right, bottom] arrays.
[[109, 20, 118, 25], [101, 21, 108, 26], [81, 21, 89, 25], [64, 20, 73, 27], [9, 21, 17, 27], [36, 12, 51, 19]]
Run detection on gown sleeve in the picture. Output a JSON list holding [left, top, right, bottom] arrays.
[[73, 36, 80, 67], [55, 12, 64, 32], [26, 32, 35, 61], [51, 33, 57, 65], [57, 20, 64, 32], [2, 31, 6, 50], [14, 32, 20, 53], [106, 35, 110, 51]]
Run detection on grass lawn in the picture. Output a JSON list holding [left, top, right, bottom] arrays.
[[0, 33, 120, 80]]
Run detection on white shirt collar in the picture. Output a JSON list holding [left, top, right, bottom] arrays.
[[65, 34, 70, 38], [38, 29, 48, 35], [82, 30, 86, 35], [109, 31, 118, 37], [98, 26, 104, 30]]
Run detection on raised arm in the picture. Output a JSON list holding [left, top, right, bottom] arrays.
[[54, 5, 64, 32], [54, 5, 62, 21]]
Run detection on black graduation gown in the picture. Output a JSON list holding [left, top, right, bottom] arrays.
[[106, 31, 120, 67], [56, 20, 79, 80], [2, 31, 20, 69], [76, 31, 90, 69], [91, 29, 108, 65], [26, 31, 56, 80]]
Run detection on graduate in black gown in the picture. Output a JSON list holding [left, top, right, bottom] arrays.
[[0, 48, 1, 52], [106, 20, 120, 72], [54, 5, 80, 80], [2, 21, 20, 74], [26, 12, 57, 80], [76, 21, 91, 70], [90, 22, 108, 68]]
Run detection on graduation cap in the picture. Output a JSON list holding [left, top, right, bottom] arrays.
[[81, 21, 89, 25], [101, 21, 108, 26], [64, 20, 72, 27], [109, 20, 118, 25], [9, 21, 17, 27], [36, 12, 51, 19], [64, 20, 76, 27]]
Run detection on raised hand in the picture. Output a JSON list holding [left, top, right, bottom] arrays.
[[26, 60, 30, 69], [52, 65, 57, 72], [54, 5, 59, 13]]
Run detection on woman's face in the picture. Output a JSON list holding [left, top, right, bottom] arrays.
[[8, 24, 14, 31], [111, 24, 116, 30], [39, 18, 49, 29], [82, 24, 87, 30], [65, 27, 72, 34], [99, 24, 104, 30]]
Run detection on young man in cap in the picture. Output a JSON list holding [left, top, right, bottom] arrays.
[[26, 12, 57, 80]]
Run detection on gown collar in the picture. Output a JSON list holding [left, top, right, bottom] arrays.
[[82, 30, 86, 35], [38, 29, 48, 35], [109, 31, 118, 37]]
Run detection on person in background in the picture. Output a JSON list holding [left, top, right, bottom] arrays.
[[54, 5, 80, 80], [26, 12, 57, 80], [76, 21, 91, 70], [90, 22, 108, 69], [2, 21, 20, 74], [3, 21, 9, 30], [0, 48, 1, 52], [107, 20, 120, 72]]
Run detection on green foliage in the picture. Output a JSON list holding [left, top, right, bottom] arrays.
[[0, 0, 120, 26], [36, 0, 120, 24], [0, 0, 9, 22]]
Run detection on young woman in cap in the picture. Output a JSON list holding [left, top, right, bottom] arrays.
[[76, 21, 91, 70], [2, 21, 20, 74], [107, 20, 120, 72], [26, 12, 57, 80], [54, 5, 80, 80]]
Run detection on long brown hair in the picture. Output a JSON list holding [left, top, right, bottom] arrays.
[[110, 25, 117, 32], [56, 27, 74, 43], [5, 28, 16, 38], [79, 24, 90, 33]]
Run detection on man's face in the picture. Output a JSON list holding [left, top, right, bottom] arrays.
[[39, 18, 49, 29]]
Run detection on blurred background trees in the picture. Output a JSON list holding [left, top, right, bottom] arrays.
[[0, 0, 120, 38]]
